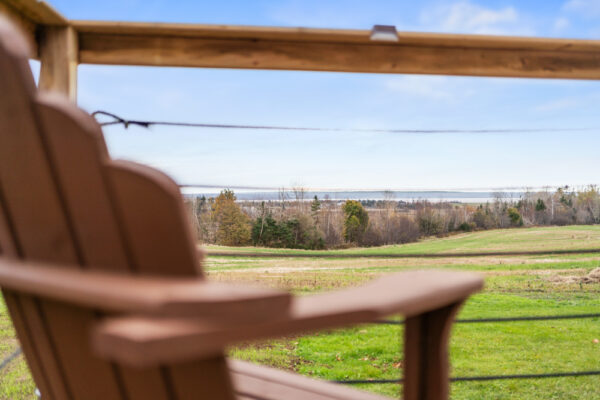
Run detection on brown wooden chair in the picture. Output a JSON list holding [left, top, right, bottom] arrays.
[[0, 17, 483, 400]]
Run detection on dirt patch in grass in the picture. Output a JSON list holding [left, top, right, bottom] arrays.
[[207, 256, 600, 273], [483, 268, 588, 277], [548, 268, 600, 284]]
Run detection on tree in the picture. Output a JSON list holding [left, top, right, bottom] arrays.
[[507, 207, 523, 226], [212, 189, 251, 246], [310, 195, 321, 221], [416, 206, 444, 236], [535, 199, 547, 212], [342, 200, 369, 243], [251, 214, 324, 249], [576, 185, 600, 224]]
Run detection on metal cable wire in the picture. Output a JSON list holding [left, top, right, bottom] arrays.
[[92, 110, 599, 135], [334, 370, 600, 385], [0, 348, 22, 372], [375, 313, 600, 325], [91, 111, 600, 193], [1, 314, 598, 379], [206, 248, 600, 258]]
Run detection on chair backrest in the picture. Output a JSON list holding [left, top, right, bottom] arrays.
[[0, 18, 220, 400]]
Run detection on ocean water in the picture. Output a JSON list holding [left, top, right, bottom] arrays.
[[182, 190, 525, 203]]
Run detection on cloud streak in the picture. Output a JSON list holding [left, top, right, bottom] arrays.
[[563, 0, 600, 17], [420, 1, 534, 35]]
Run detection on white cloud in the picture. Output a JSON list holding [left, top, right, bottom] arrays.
[[563, 0, 600, 17], [383, 76, 477, 102], [553, 17, 570, 31], [420, 1, 534, 35], [534, 98, 579, 112]]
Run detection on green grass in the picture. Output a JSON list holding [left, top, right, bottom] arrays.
[[228, 289, 600, 399], [0, 301, 36, 400], [206, 225, 600, 255], [2, 225, 600, 399]]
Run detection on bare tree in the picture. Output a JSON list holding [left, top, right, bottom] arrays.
[[278, 187, 288, 219], [291, 185, 307, 215]]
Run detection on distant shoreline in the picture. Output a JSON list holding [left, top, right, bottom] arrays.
[[182, 190, 525, 203]]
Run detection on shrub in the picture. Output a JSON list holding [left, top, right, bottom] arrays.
[[342, 200, 369, 243], [251, 214, 325, 249], [457, 222, 474, 232], [416, 207, 444, 236], [507, 207, 523, 226], [535, 199, 547, 212]]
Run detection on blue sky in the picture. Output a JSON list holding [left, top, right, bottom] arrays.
[[43, 0, 600, 191]]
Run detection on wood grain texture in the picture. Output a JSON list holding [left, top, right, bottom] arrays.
[[1, 0, 67, 25], [71, 20, 600, 50], [39, 26, 78, 100], [74, 21, 600, 79]]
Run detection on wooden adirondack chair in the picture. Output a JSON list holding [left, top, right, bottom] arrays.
[[0, 17, 483, 400]]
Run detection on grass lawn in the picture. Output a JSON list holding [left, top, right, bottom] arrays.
[[205, 225, 600, 255], [2, 225, 600, 399]]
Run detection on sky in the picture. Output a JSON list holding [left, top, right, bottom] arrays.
[[39, 0, 600, 191]]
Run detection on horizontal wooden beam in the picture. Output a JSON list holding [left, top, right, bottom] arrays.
[[73, 20, 600, 79], [0, 0, 68, 57], [1, 0, 66, 25], [2, 3, 600, 79]]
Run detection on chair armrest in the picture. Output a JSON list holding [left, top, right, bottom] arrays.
[[0, 258, 290, 321], [92, 270, 483, 366]]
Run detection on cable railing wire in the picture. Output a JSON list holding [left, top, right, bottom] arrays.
[[92, 110, 599, 135], [0, 348, 22, 372], [333, 313, 600, 385], [205, 248, 600, 258], [375, 312, 600, 325], [4, 312, 596, 376], [334, 370, 600, 385], [91, 111, 599, 193], [2, 313, 599, 379]]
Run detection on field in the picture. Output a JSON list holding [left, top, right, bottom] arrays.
[[2, 226, 600, 399]]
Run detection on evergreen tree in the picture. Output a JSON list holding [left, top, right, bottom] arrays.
[[342, 200, 369, 243], [212, 189, 251, 246], [310, 195, 321, 222], [535, 199, 547, 212]]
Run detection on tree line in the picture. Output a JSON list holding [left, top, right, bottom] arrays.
[[185, 185, 600, 249]]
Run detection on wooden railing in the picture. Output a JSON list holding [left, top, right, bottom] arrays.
[[2, 0, 600, 105]]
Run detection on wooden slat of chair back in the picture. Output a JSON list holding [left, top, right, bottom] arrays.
[[0, 18, 231, 400]]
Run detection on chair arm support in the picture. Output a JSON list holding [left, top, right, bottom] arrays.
[[0, 258, 290, 321], [92, 270, 483, 366]]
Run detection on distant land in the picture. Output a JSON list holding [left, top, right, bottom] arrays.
[[182, 190, 526, 203]]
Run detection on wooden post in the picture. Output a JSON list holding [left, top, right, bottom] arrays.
[[39, 25, 78, 101], [403, 302, 462, 400]]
